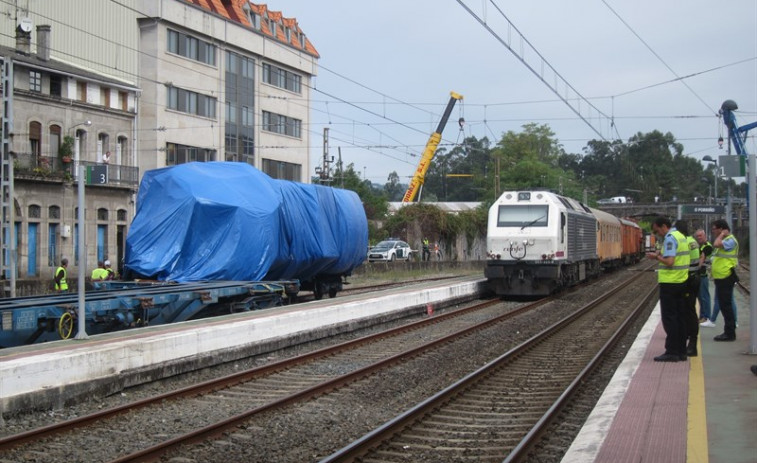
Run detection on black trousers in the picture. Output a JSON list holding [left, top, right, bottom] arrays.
[[714, 271, 738, 337], [659, 281, 688, 357], [685, 272, 700, 341]]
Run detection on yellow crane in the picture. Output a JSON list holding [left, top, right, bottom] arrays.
[[402, 91, 463, 202]]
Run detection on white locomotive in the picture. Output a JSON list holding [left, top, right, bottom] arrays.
[[485, 191, 600, 297]]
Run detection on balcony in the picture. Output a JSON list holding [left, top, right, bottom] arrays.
[[13, 153, 139, 188]]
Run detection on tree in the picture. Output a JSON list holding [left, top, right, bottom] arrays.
[[338, 163, 388, 221], [383, 171, 404, 201]]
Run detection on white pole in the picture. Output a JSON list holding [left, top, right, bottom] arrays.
[[74, 164, 88, 340]]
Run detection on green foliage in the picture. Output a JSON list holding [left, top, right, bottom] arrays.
[[59, 135, 74, 161], [381, 202, 487, 244]]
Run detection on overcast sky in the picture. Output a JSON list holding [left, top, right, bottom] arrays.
[[273, 0, 757, 184]]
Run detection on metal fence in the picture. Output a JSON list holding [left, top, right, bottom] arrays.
[[14, 152, 138, 187]]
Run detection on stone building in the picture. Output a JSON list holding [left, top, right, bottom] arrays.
[[0, 1, 319, 293]]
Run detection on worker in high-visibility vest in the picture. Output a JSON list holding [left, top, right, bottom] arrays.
[[54, 258, 69, 292], [710, 219, 738, 342], [646, 216, 690, 362], [674, 220, 701, 357]]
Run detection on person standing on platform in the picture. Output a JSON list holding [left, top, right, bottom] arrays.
[[647, 217, 690, 362], [694, 229, 714, 326], [674, 221, 701, 357], [710, 219, 738, 341], [422, 237, 430, 262]]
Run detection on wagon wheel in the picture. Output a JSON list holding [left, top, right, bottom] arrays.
[[57, 312, 74, 340]]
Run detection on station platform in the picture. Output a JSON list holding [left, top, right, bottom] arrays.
[[563, 285, 756, 463]]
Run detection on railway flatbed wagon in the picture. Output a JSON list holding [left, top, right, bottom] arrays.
[[0, 280, 299, 348]]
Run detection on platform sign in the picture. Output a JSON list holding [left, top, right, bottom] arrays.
[[719, 155, 746, 177], [680, 205, 725, 214], [86, 165, 108, 184]]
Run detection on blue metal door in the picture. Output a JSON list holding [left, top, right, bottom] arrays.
[[28, 223, 38, 276], [97, 225, 106, 262]]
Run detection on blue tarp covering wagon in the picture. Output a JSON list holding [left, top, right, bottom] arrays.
[[124, 162, 368, 297]]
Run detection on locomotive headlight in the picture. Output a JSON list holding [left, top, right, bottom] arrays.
[[522, 239, 529, 246]]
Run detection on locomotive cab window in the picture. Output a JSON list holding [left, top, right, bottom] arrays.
[[497, 205, 549, 228]]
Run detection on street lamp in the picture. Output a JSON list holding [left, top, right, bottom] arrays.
[[70, 120, 91, 134], [702, 155, 718, 204]]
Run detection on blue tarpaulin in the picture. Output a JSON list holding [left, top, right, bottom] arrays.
[[124, 162, 367, 282]]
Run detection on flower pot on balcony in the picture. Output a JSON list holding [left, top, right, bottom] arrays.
[[62, 156, 72, 163]]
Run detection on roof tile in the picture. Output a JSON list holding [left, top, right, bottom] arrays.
[[180, 0, 319, 58]]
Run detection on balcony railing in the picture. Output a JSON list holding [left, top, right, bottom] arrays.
[[13, 153, 139, 188]]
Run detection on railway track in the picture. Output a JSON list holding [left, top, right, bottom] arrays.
[[0, 264, 655, 462], [0, 292, 532, 461], [320, 265, 657, 462]]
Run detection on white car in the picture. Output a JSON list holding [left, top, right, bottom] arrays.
[[367, 240, 412, 262]]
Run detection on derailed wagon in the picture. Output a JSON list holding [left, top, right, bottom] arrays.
[[124, 162, 368, 299]]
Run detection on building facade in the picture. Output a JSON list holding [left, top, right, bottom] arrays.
[[0, 0, 318, 292]]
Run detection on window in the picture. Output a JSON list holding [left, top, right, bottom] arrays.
[[98, 133, 110, 163], [29, 70, 41, 92], [165, 142, 216, 166], [49, 125, 61, 160], [117, 209, 127, 222], [262, 159, 301, 181], [28, 205, 41, 218], [29, 121, 41, 158], [262, 111, 301, 138], [119, 91, 128, 111], [496, 205, 549, 228], [97, 208, 109, 221], [48, 206, 60, 219], [167, 29, 216, 66], [101, 87, 111, 108], [77, 81, 87, 102], [167, 86, 216, 118], [262, 63, 301, 93], [225, 51, 256, 160], [50, 74, 62, 97]]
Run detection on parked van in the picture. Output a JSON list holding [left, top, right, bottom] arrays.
[[610, 196, 632, 203]]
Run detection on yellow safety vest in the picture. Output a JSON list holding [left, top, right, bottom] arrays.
[[658, 230, 690, 284], [711, 234, 738, 279], [687, 236, 700, 272], [55, 266, 68, 291]]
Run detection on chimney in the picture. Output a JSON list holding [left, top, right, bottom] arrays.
[[36, 25, 51, 61], [15, 26, 31, 55]]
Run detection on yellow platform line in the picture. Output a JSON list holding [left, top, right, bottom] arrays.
[[687, 336, 709, 463]]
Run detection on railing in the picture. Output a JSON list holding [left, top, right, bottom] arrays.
[[13, 153, 139, 187]]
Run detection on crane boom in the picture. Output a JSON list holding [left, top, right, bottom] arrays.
[[402, 91, 463, 202]]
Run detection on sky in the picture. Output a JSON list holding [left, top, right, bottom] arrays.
[[272, 0, 757, 185]]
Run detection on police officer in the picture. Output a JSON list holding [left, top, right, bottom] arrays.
[[54, 258, 69, 292], [647, 217, 690, 362], [710, 219, 738, 341], [674, 221, 700, 356]]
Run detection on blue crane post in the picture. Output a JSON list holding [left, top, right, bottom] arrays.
[[720, 99, 757, 355]]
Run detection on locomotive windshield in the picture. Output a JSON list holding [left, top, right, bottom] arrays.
[[496, 205, 549, 228]]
